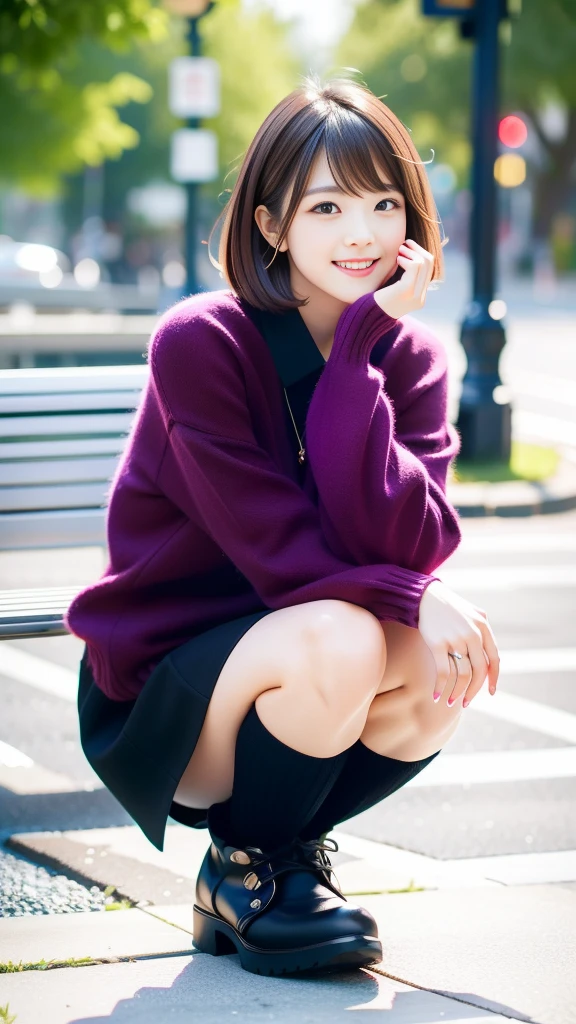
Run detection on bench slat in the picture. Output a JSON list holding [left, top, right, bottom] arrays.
[[0, 390, 142, 415], [0, 592, 80, 610], [0, 438, 125, 459], [0, 412, 133, 437], [0, 618, 69, 639], [0, 365, 149, 394], [0, 508, 106, 549], [0, 586, 82, 639], [0, 481, 108, 512], [1, 457, 119, 486]]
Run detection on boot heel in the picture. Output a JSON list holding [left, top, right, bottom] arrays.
[[193, 906, 237, 956]]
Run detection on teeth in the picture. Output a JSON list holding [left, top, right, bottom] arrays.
[[335, 260, 375, 270]]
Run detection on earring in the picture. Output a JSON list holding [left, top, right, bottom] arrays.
[[263, 243, 281, 271]]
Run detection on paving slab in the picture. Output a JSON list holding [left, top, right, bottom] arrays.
[[364, 884, 576, 1024], [8, 825, 458, 908], [0, 907, 193, 967], [446, 454, 576, 517], [0, 954, 514, 1024]]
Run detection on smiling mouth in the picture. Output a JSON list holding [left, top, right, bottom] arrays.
[[333, 258, 379, 270]]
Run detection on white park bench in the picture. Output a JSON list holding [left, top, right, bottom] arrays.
[[0, 364, 148, 640]]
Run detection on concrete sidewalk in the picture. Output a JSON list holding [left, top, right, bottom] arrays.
[[447, 451, 576, 517], [1, 880, 574, 1024], [2, 824, 575, 1024]]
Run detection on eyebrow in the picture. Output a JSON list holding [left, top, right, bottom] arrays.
[[303, 183, 402, 198]]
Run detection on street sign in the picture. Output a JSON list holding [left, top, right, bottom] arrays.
[[170, 128, 218, 182], [169, 56, 220, 119], [422, 0, 474, 13], [422, 0, 513, 15], [163, 0, 212, 14]]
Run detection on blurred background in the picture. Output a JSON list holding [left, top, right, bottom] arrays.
[[1, 0, 574, 368]]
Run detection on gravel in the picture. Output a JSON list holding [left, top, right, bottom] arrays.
[[0, 846, 110, 918]]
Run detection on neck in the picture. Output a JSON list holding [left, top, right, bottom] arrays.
[[289, 262, 347, 361]]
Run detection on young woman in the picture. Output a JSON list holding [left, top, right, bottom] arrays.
[[66, 77, 500, 977]]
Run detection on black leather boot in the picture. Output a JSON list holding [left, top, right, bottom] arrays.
[[193, 831, 382, 975]]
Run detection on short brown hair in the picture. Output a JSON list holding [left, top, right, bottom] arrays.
[[212, 76, 445, 312]]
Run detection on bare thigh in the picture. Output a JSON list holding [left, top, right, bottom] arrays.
[[172, 600, 387, 810]]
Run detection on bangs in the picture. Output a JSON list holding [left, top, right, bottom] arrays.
[[217, 76, 444, 312], [320, 109, 403, 197]]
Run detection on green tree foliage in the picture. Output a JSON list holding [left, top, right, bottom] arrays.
[[336, 0, 576, 245], [502, 0, 576, 242], [0, 0, 300, 205], [335, 0, 472, 187], [0, 0, 169, 193]]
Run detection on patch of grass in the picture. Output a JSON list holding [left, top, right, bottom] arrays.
[[345, 879, 425, 896], [0, 1003, 17, 1024], [0, 957, 95, 973], [452, 441, 559, 484]]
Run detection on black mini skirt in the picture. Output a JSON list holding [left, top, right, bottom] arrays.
[[77, 609, 275, 852]]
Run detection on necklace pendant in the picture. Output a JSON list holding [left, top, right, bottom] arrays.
[[298, 448, 306, 465]]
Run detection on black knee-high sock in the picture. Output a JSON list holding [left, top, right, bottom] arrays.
[[299, 739, 441, 841], [207, 703, 348, 852]]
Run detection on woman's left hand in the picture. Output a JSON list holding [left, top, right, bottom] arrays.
[[374, 239, 435, 319]]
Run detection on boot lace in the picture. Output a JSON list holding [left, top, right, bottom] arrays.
[[242, 836, 343, 894]]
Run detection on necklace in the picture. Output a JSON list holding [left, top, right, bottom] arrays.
[[283, 387, 306, 464]]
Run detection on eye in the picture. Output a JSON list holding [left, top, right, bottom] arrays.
[[311, 201, 340, 215], [376, 198, 401, 211]]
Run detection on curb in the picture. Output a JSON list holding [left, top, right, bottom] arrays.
[[447, 454, 576, 517]]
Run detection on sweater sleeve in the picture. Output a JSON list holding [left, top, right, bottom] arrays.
[[150, 308, 438, 629], [304, 292, 462, 575]]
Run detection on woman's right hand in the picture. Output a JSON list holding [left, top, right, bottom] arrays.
[[418, 579, 500, 707]]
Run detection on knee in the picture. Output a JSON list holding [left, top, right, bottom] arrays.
[[302, 601, 386, 711]]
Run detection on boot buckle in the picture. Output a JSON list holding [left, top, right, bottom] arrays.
[[230, 850, 251, 865], [243, 871, 261, 891]]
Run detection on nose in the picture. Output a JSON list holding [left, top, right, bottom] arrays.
[[343, 212, 376, 249]]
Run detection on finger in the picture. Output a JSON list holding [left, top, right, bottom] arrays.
[[402, 240, 435, 297], [397, 251, 426, 291], [402, 239, 433, 259], [462, 648, 490, 707], [445, 653, 473, 706], [432, 649, 453, 702], [466, 629, 490, 697], [478, 619, 500, 695]]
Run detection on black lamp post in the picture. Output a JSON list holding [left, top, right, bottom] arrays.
[[165, 0, 217, 296], [423, 0, 514, 462], [184, 5, 215, 296]]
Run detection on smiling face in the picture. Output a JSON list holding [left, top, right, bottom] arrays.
[[255, 148, 407, 313]]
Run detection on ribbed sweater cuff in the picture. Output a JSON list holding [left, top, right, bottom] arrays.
[[374, 568, 440, 629], [331, 292, 398, 366]]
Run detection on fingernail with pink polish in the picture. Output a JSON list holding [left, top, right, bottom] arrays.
[[463, 699, 470, 708], [447, 697, 455, 707], [433, 692, 441, 702]]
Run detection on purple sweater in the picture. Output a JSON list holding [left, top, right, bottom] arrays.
[[65, 288, 462, 700]]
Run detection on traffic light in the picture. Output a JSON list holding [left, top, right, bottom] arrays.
[[498, 115, 528, 148], [495, 114, 528, 187]]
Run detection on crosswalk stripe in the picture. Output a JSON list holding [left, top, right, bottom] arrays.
[[0, 739, 33, 767], [514, 409, 576, 448], [407, 746, 576, 787], [471, 687, 576, 744], [454, 534, 576, 553], [439, 564, 576, 590], [0, 643, 78, 701]]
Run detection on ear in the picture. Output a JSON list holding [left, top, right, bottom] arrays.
[[254, 205, 288, 252]]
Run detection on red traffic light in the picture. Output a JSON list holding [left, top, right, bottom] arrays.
[[498, 115, 528, 149]]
